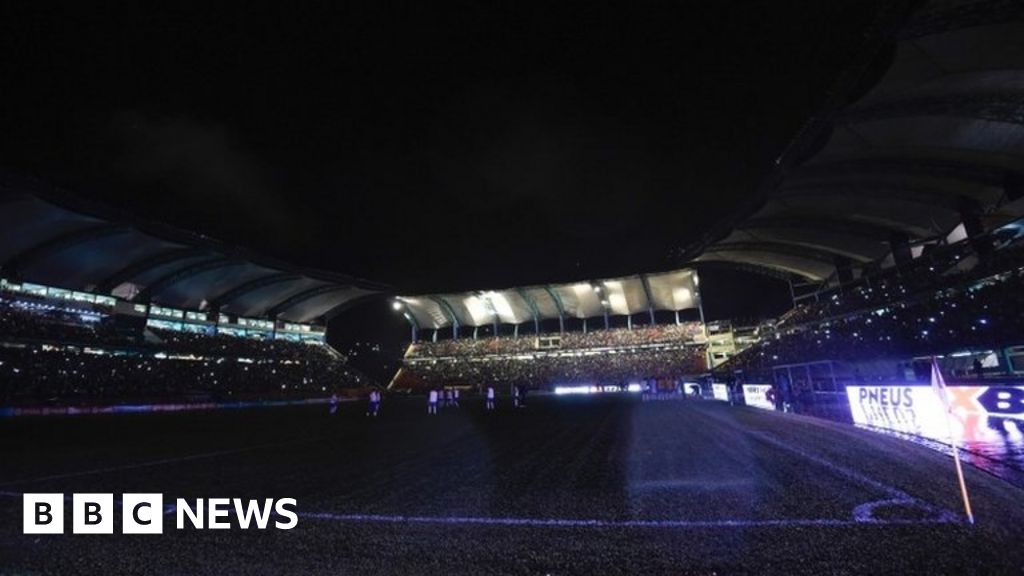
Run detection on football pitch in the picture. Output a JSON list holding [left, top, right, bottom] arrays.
[[1, 395, 1022, 575]]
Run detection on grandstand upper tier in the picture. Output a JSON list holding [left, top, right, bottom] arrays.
[[396, 269, 700, 334], [686, 0, 1024, 285], [0, 173, 388, 324]]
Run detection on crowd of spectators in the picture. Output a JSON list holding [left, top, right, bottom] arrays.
[[0, 299, 128, 346], [408, 322, 705, 358], [148, 328, 346, 362], [0, 343, 369, 405], [724, 256, 1024, 380], [396, 325, 708, 390], [773, 235, 1024, 332], [0, 301, 371, 406]]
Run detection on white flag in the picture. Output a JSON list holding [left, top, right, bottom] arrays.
[[930, 357, 950, 412]]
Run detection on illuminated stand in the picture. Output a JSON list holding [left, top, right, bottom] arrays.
[[1, 278, 328, 343], [394, 268, 704, 344]]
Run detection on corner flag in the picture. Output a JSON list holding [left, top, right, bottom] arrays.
[[930, 357, 974, 524], [930, 358, 950, 410]]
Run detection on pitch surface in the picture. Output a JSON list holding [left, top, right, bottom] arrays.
[[1, 396, 1022, 575]]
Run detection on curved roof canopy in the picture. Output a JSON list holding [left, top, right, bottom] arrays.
[[398, 269, 699, 330], [690, 0, 1024, 282], [0, 175, 387, 323]]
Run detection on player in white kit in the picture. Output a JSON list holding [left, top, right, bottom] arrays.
[[428, 389, 438, 415], [485, 386, 495, 410]]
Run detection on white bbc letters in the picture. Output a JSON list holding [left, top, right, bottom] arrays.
[[23, 494, 64, 534], [24, 493, 298, 533], [73, 493, 114, 534], [122, 493, 163, 534], [207, 498, 232, 529]]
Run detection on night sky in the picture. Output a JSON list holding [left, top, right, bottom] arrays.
[[1, 3, 887, 377]]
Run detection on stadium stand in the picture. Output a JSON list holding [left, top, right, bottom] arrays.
[[716, 227, 1024, 401], [655, 0, 1024, 424], [405, 323, 706, 357], [392, 322, 708, 391], [390, 272, 708, 391], [0, 290, 372, 406], [0, 173, 386, 407]]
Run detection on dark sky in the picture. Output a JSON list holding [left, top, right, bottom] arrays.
[[1, 2, 884, 293], [0, 2, 893, 377]]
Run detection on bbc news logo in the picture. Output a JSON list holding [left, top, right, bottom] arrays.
[[24, 494, 298, 534]]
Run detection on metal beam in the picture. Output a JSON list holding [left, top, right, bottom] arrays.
[[727, 231, 882, 263], [96, 247, 210, 294], [430, 296, 461, 338], [135, 257, 246, 303], [265, 284, 353, 318], [694, 254, 830, 281], [3, 223, 130, 277], [638, 274, 656, 324], [207, 273, 302, 311], [690, 260, 798, 282], [542, 285, 566, 333], [515, 288, 541, 334], [703, 241, 854, 264]]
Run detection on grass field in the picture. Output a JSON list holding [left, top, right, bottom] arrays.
[[1, 395, 1023, 575]]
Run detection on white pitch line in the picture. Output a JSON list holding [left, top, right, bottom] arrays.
[[745, 430, 959, 522], [300, 511, 959, 528]]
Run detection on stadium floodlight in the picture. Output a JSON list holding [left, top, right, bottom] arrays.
[[392, 300, 403, 311]]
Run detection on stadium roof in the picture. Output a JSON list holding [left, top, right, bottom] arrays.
[[687, 0, 1024, 282], [397, 269, 699, 330], [0, 174, 388, 323]]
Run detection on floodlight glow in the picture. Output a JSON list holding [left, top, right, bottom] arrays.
[[392, 301, 403, 311], [486, 291, 517, 322], [463, 295, 493, 325], [608, 293, 627, 312], [672, 287, 692, 307]]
